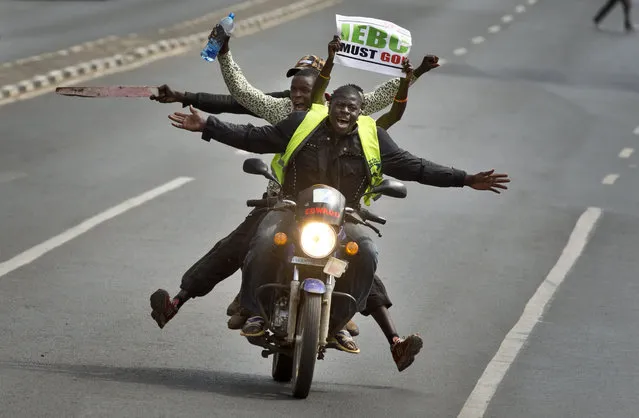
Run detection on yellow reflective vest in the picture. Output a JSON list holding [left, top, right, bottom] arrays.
[[271, 103, 383, 206]]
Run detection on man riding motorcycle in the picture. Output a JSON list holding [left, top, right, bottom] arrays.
[[167, 84, 511, 358], [150, 35, 440, 367]]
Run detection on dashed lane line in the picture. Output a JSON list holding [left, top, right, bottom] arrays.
[[602, 174, 620, 185], [0, 177, 194, 279], [619, 148, 634, 159]]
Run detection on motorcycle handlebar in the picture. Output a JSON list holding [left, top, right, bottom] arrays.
[[358, 207, 387, 225], [246, 199, 268, 207], [246, 197, 296, 209]]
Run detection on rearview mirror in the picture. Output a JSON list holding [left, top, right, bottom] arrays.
[[365, 179, 407, 199], [242, 158, 281, 186]]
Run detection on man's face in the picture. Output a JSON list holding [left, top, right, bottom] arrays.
[[328, 91, 363, 135], [290, 75, 315, 112]]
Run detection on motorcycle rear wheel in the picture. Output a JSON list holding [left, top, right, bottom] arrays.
[[272, 352, 293, 382], [291, 292, 322, 399]]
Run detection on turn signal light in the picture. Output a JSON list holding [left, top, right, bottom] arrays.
[[345, 241, 359, 255], [273, 232, 288, 246]]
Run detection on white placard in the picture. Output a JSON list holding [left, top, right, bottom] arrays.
[[334, 14, 412, 78]]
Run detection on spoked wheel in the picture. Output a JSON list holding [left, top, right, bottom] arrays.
[[272, 352, 293, 382], [291, 292, 322, 399]]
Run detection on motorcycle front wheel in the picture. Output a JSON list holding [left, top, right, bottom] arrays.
[[291, 292, 321, 399]]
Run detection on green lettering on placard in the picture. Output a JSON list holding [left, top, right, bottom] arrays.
[[340, 23, 351, 41], [389, 34, 409, 53], [351, 25, 366, 45], [365, 27, 388, 48]]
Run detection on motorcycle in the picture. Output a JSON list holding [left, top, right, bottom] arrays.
[[240, 158, 407, 399]]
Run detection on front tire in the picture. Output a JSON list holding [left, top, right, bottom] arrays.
[[291, 292, 322, 399]]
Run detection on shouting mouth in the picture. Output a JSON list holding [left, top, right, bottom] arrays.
[[292, 101, 306, 111], [335, 117, 350, 130]]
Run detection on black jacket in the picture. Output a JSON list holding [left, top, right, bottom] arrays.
[[201, 111, 467, 205], [182, 91, 290, 117]]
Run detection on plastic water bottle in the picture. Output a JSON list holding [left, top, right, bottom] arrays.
[[200, 12, 235, 62]]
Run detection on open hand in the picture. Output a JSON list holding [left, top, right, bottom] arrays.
[[328, 35, 341, 58], [466, 169, 510, 194], [150, 84, 183, 103], [168, 105, 206, 132]]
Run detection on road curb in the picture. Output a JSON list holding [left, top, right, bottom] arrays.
[[0, 0, 338, 101]]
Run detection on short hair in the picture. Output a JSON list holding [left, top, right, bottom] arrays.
[[331, 84, 365, 109], [294, 68, 320, 78], [333, 83, 363, 95]]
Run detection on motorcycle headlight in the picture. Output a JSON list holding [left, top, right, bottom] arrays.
[[300, 221, 337, 259]]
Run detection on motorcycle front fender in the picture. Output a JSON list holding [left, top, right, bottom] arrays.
[[301, 278, 326, 295]]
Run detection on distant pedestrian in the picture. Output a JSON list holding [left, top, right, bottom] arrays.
[[593, 0, 634, 32]]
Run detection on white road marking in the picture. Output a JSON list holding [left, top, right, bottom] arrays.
[[515, 5, 526, 13], [472, 36, 485, 44], [527, 0, 537, 4], [602, 174, 619, 184], [454, 48, 468, 56], [501, 15, 514, 23], [0, 177, 194, 279], [633, 126, 639, 135], [438, 58, 448, 65], [488, 25, 501, 33], [618, 148, 634, 158], [457, 206, 603, 418]]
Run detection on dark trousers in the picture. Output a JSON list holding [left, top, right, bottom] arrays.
[[241, 210, 378, 334], [594, 0, 632, 25], [180, 207, 267, 297], [180, 209, 392, 315]]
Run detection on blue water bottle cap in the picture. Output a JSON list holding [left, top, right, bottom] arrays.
[[228, 12, 235, 18]]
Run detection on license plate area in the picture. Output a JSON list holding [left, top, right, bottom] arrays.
[[290, 256, 326, 267], [290, 256, 349, 278]]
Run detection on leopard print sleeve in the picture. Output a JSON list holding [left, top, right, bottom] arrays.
[[218, 51, 292, 125], [361, 74, 418, 116]]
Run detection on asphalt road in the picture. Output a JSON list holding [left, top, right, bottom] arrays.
[[1, 0, 639, 417], [0, 0, 236, 62]]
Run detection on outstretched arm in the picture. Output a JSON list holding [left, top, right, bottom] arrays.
[[375, 58, 413, 130], [149, 84, 290, 116], [168, 106, 306, 154], [184, 90, 290, 115], [378, 127, 510, 193], [311, 35, 341, 105], [362, 54, 440, 115]]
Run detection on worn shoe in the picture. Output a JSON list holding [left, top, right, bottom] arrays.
[[328, 330, 360, 354], [150, 289, 179, 329], [391, 334, 423, 372], [240, 316, 266, 337], [227, 312, 249, 329], [345, 319, 360, 337]]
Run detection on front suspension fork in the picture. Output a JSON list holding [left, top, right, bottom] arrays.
[[286, 266, 300, 343], [286, 266, 335, 350], [318, 275, 334, 350]]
